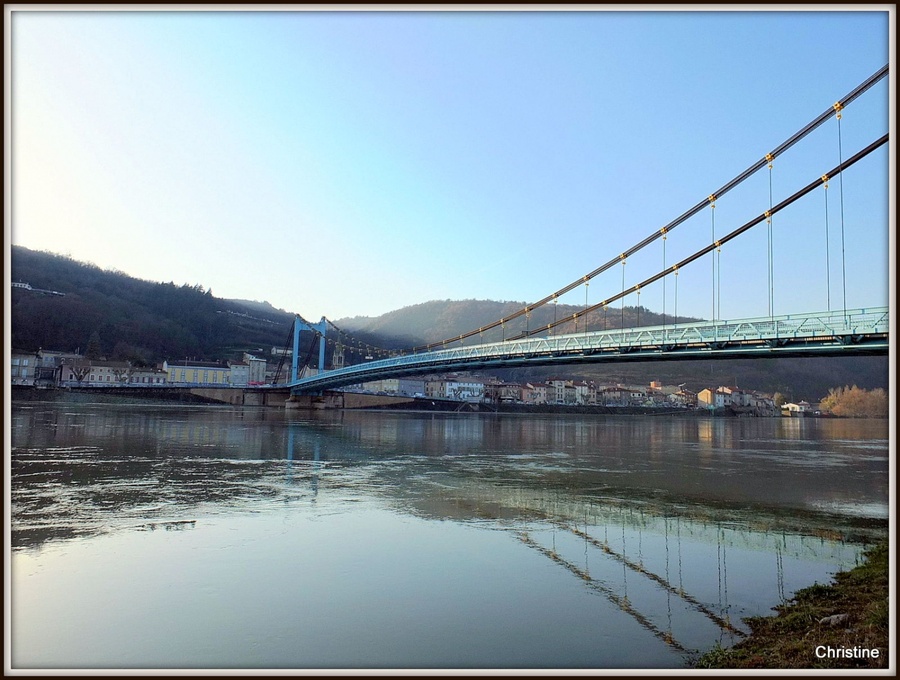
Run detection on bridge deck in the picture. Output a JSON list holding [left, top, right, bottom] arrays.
[[289, 307, 889, 394]]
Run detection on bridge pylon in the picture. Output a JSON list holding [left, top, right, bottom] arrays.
[[291, 316, 328, 383]]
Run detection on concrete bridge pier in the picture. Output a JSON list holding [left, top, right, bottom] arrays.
[[284, 392, 343, 409]]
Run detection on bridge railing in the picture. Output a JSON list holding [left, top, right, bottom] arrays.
[[289, 307, 888, 391]]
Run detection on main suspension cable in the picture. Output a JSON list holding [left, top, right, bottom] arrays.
[[500, 133, 887, 342], [767, 154, 775, 318], [823, 173, 832, 311], [403, 65, 888, 354], [836, 102, 848, 317]]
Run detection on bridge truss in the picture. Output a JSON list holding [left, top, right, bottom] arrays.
[[288, 307, 888, 394]]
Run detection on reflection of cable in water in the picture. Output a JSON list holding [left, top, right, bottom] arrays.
[[717, 525, 732, 645], [311, 438, 320, 497], [723, 528, 729, 625], [717, 525, 723, 620], [638, 508, 644, 569], [622, 520, 628, 602], [284, 427, 320, 500], [677, 516, 684, 596], [583, 516, 590, 577], [776, 536, 786, 603], [517, 531, 689, 654], [565, 523, 745, 638], [286, 427, 295, 490], [665, 517, 673, 638]]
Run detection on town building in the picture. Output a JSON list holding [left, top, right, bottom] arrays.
[[524, 382, 552, 405], [668, 388, 698, 408], [58, 358, 132, 385], [163, 360, 230, 386], [697, 388, 721, 409], [243, 353, 268, 385], [10, 349, 37, 385], [572, 380, 591, 405], [484, 381, 523, 403], [228, 361, 251, 387], [783, 400, 814, 416], [127, 366, 168, 385], [546, 378, 577, 404], [426, 377, 485, 402], [32, 349, 81, 385], [358, 378, 426, 396]]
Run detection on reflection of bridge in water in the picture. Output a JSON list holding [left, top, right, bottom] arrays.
[[280, 418, 881, 551], [11, 401, 876, 661], [517, 530, 692, 654], [512, 503, 861, 656], [280, 423, 870, 657]]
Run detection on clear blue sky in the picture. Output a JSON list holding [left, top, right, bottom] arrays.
[[9, 7, 892, 322]]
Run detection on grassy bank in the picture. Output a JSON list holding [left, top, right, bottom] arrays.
[[694, 541, 890, 669]]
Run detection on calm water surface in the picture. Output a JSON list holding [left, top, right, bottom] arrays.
[[9, 401, 889, 670]]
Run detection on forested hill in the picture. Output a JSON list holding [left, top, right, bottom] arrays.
[[10, 246, 888, 399], [11, 246, 683, 365], [334, 298, 696, 347], [11, 247, 298, 365]]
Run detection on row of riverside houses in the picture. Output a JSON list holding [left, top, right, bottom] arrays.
[[483, 377, 702, 408], [351, 374, 696, 406], [11, 349, 784, 414], [697, 386, 779, 416], [10, 348, 270, 388], [354, 375, 783, 414]]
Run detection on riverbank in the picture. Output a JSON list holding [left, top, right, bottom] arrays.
[[9, 385, 736, 415], [10, 384, 290, 406], [349, 396, 736, 416], [693, 541, 890, 669]]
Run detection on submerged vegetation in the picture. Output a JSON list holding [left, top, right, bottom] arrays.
[[693, 541, 889, 669]]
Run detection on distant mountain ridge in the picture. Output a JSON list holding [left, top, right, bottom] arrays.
[[10, 246, 888, 399], [334, 297, 698, 347]]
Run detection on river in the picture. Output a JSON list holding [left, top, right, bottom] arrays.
[[8, 401, 889, 671]]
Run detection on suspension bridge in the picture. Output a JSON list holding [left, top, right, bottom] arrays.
[[283, 66, 890, 396]]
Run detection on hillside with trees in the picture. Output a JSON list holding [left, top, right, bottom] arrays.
[[11, 246, 889, 400], [336, 297, 696, 347], [11, 247, 297, 365]]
